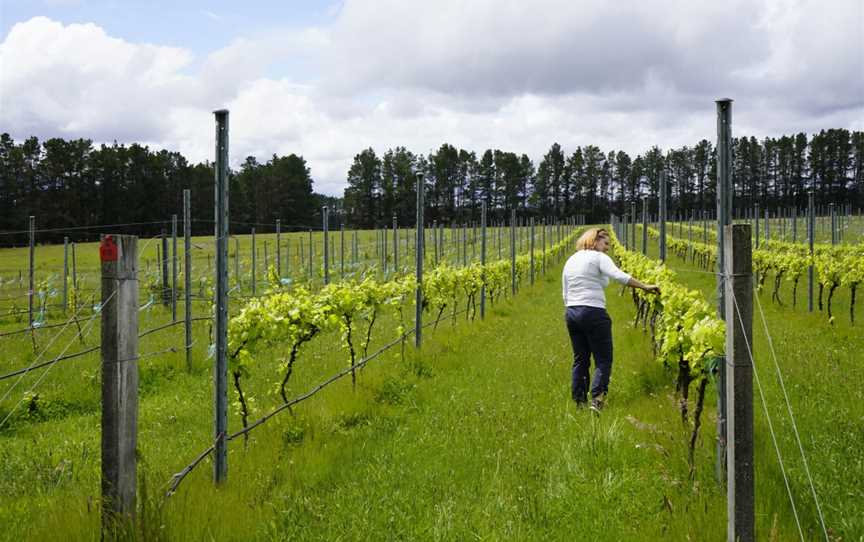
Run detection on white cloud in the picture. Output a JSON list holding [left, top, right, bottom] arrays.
[[1, 3, 862, 197], [1, 16, 196, 140]]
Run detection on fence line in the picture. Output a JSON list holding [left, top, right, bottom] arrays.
[[0, 315, 211, 382], [0, 291, 113, 429]]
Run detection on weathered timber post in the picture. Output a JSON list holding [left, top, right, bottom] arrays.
[[724, 224, 753, 542], [100, 234, 138, 538]]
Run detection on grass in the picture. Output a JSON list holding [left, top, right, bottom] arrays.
[[0, 226, 861, 540]]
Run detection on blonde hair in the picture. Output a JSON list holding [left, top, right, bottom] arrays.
[[575, 228, 609, 251]]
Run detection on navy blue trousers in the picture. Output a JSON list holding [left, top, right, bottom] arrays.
[[565, 306, 613, 403]]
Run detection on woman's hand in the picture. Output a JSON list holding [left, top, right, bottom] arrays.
[[626, 277, 660, 295]]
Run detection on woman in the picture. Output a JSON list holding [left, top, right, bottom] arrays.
[[562, 228, 660, 412]]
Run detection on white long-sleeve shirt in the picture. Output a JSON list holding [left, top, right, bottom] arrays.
[[562, 250, 632, 308]]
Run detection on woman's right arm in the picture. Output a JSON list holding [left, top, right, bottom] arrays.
[[626, 277, 661, 294], [597, 252, 660, 294]]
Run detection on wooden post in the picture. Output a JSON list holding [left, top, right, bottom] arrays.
[[415, 174, 424, 348], [340, 225, 345, 278], [724, 224, 754, 542], [184, 190, 193, 373], [213, 109, 229, 484], [100, 234, 138, 537]]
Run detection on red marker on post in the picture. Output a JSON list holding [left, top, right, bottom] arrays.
[[100, 235, 118, 262]]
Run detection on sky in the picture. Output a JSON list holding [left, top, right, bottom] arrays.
[[1, 0, 863, 196]]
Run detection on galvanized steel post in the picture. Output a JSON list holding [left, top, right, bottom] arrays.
[[715, 98, 733, 483], [213, 109, 229, 484], [415, 174, 424, 347]]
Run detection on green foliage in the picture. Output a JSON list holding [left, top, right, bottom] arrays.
[[649, 224, 864, 322], [226, 228, 582, 414]]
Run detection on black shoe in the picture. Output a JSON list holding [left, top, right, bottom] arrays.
[[590, 395, 604, 413]]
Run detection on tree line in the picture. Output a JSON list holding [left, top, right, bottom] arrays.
[[1, 128, 861, 245], [345, 128, 864, 227], [0, 133, 336, 246]]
